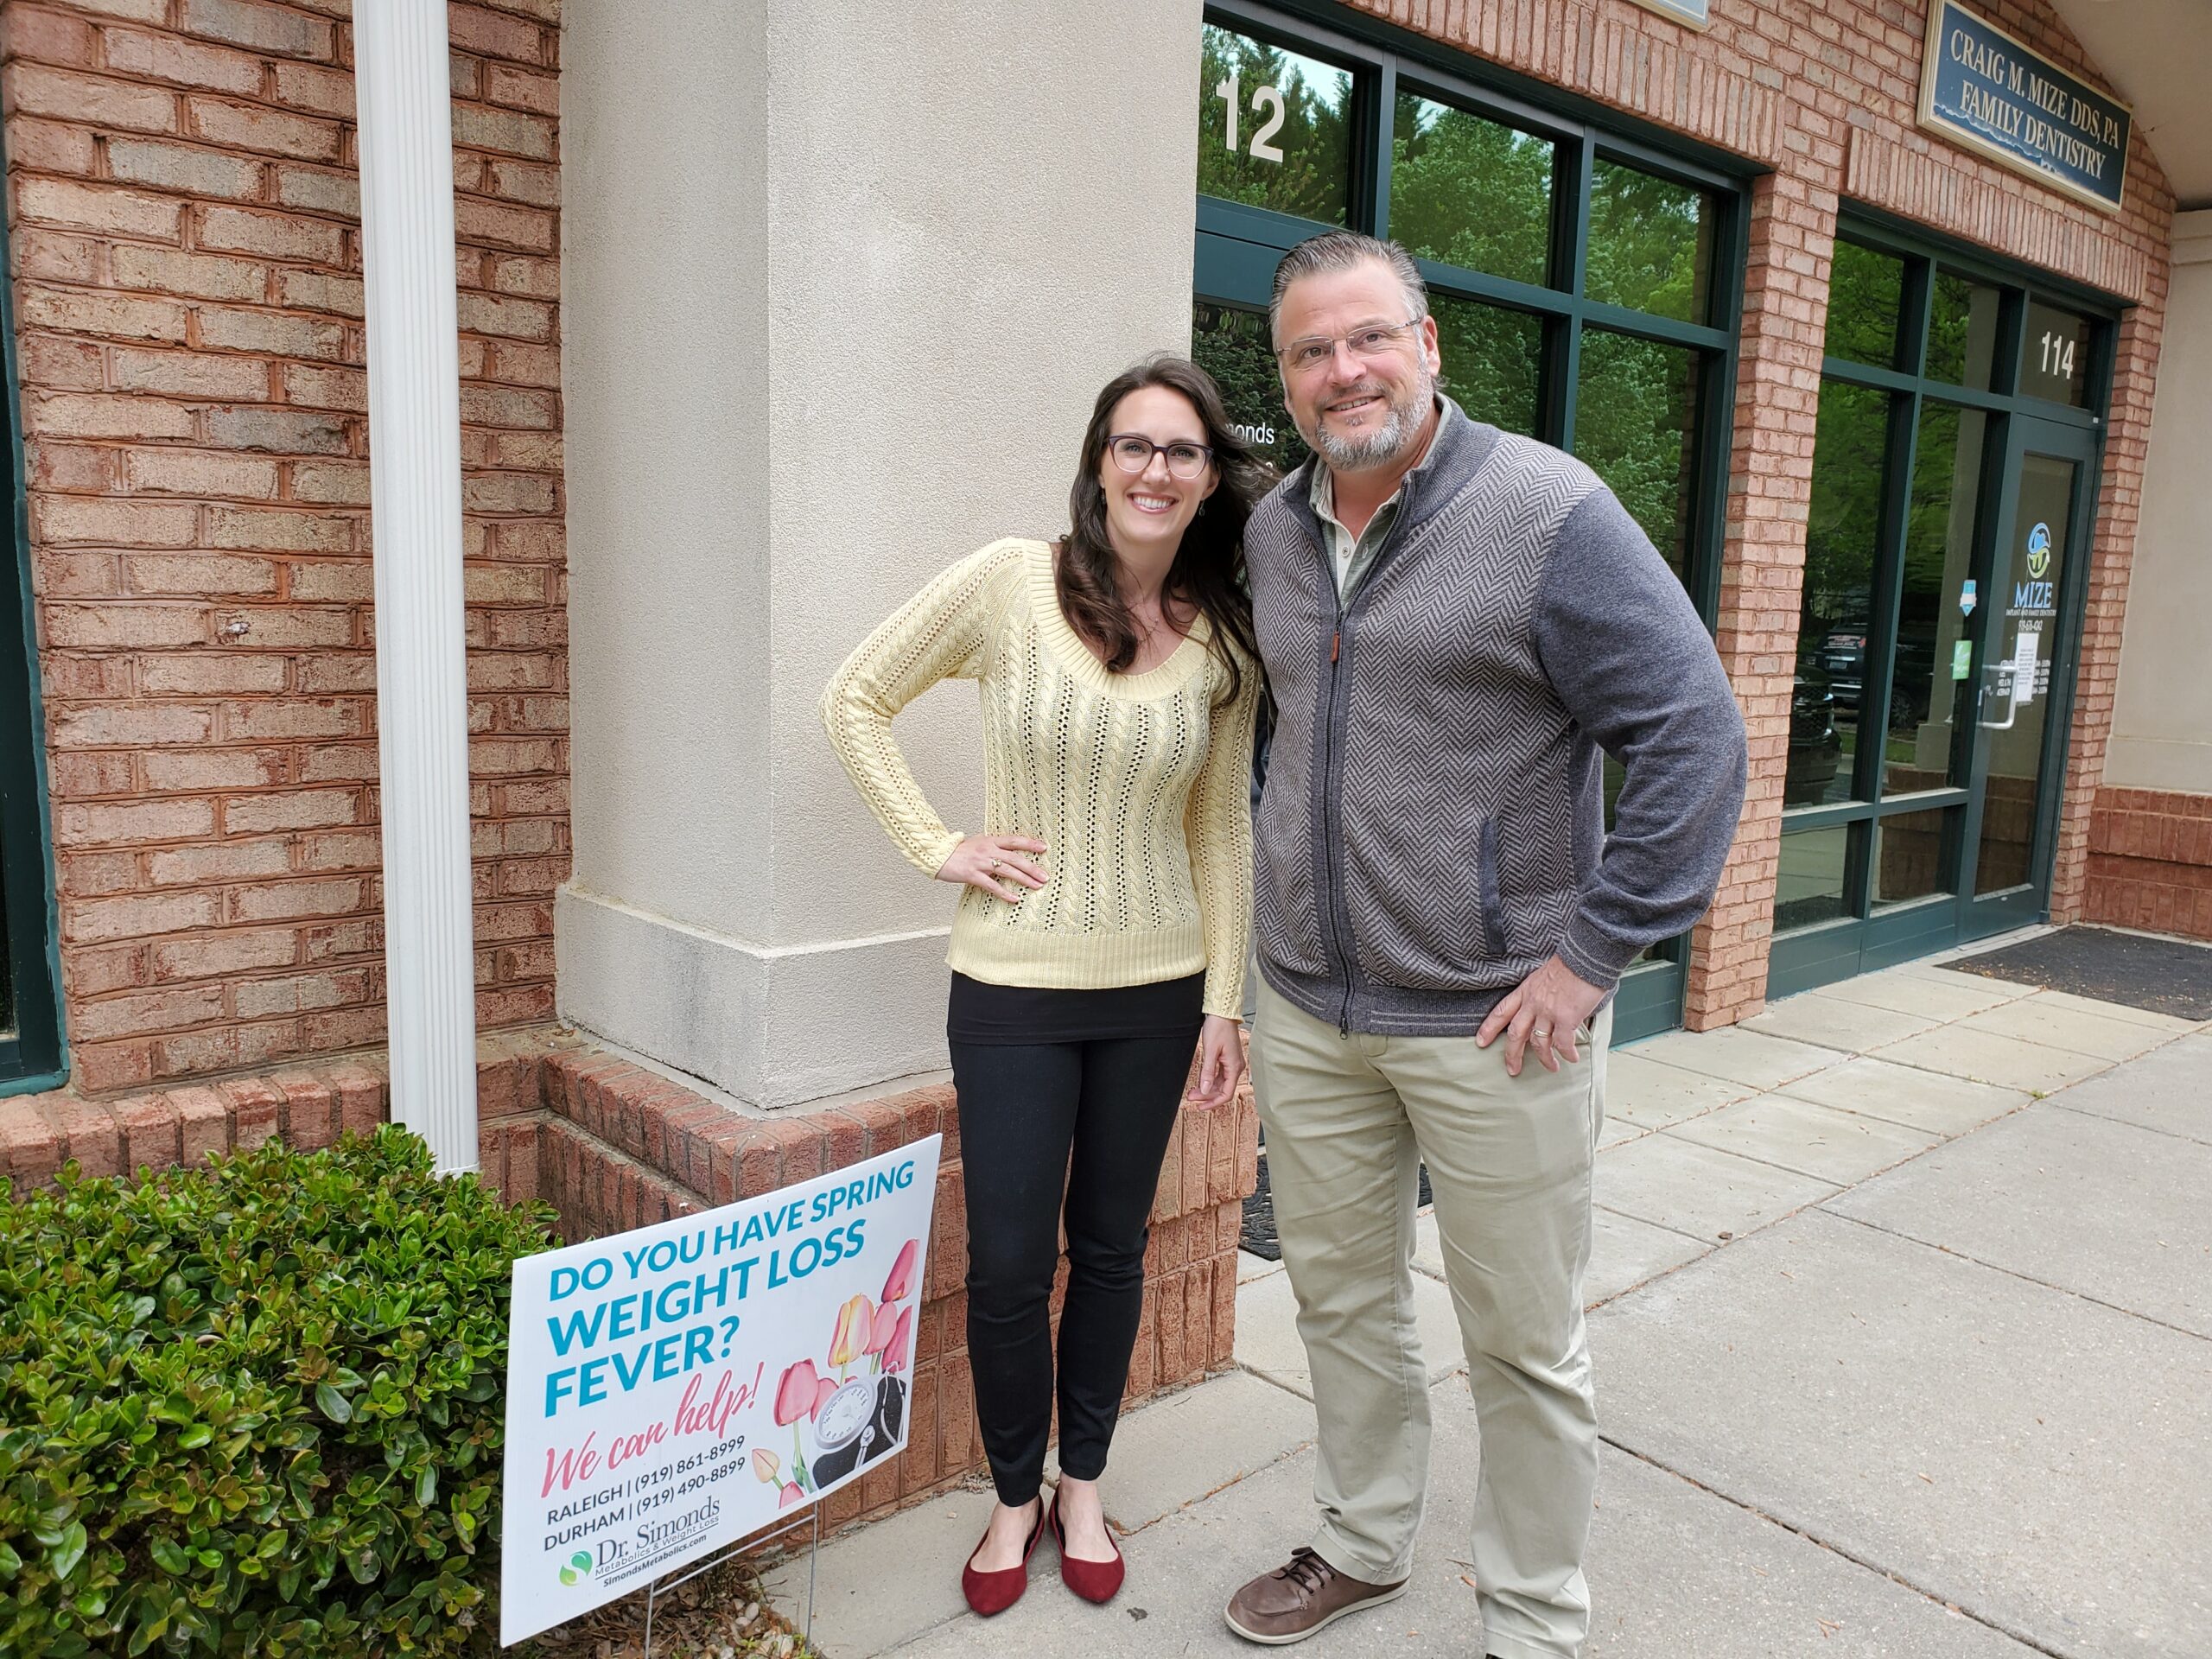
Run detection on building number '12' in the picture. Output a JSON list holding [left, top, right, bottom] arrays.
[[1215, 73, 1286, 162]]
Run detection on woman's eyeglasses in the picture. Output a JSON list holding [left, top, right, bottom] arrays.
[[1107, 435, 1214, 480]]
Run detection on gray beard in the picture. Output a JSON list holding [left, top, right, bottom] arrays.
[[1306, 370, 1434, 473]]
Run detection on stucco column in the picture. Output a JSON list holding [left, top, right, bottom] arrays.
[[559, 1, 1203, 1106], [354, 0, 479, 1168]]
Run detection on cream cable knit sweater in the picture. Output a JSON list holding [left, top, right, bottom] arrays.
[[821, 538, 1257, 1020]]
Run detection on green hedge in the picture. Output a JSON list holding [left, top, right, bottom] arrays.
[[0, 1126, 558, 1657]]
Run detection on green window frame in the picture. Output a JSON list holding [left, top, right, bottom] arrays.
[[1193, 0, 1753, 1041], [1769, 208, 2120, 997], [0, 170, 67, 1094]]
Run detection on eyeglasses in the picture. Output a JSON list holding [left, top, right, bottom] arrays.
[[1276, 318, 1425, 375], [1106, 435, 1214, 480]]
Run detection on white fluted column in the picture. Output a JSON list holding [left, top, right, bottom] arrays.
[[355, 1, 478, 1172]]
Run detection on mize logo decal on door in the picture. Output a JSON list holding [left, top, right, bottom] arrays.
[[2014, 522, 2055, 612]]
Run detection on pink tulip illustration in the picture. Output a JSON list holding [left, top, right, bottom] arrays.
[[882, 1305, 914, 1375], [863, 1299, 898, 1364], [751, 1446, 780, 1484], [779, 1481, 805, 1509], [881, 1238, 919, 1305], [773, 1359, 828, 1495], [829, 1294, 875, 1371], [774, 1359, 825, 1427]]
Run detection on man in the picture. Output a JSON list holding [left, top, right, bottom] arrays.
[[1224, 231, 1747, 1659]]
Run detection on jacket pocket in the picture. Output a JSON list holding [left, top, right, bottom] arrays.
[[1253, 786, 1328, 977], [1477, 817, 1505, 959]]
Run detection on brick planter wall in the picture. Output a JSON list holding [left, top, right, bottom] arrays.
[[0, 0, 570, 1094], [2082, 786, 2212, 941], [0, 1043, 1260, 1536]]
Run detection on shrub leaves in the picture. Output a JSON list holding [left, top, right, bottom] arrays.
[[0, 1127, 557, 1657]]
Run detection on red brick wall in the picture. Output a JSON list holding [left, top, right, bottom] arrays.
[[2083, 785, 2212, 940], [1339, 0, 2176, 1025], [1, 0, 568, 1094]]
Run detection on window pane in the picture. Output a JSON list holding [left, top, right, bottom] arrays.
[[1431, 294, 1542, 437], [1197, 25, 1354, 225], [1584, 159, 1713, 324], [1190, 299, 1307, 476], [1389, 92, 1554, 288], [1796, 379, 1888, 806], [1826, 239, 1905, 369], [1886, 400, 1988, 795], [1924, 270, 2001, 390], [1776, 825, 1854, 933], [2021, 299, 2093, 408], [1874, 805, 1954, 908], [1573, 329, 1699, 579]]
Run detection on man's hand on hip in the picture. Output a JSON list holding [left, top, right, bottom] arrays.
[[1477, 955, 1608, 1077]]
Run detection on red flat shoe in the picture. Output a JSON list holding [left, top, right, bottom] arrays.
[[961, 1501, 1046, 1617], [1049, 1492, 1125, 1604]]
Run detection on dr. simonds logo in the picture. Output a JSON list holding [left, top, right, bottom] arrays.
[[556, 1548, 593, 1587]]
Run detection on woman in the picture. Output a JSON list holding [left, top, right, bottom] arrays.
[[821, 356, 1265, 1614]]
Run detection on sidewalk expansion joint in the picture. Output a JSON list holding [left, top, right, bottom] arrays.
[[1818, 1206, 2212, 1346], [2049, 1098, 2212, 1148], [1597, 1436, 2088, 1659]]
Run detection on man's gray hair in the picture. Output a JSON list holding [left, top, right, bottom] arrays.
[[1268, 230, 1429, 346]]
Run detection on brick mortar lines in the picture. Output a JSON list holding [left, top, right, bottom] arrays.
[[2082, 785, 2212, 938], [1351, 0, 2177, 1026], [2, 0, 571, 1092]]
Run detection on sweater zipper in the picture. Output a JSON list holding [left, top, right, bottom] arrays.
[[1317, 547, 1353, 1037]]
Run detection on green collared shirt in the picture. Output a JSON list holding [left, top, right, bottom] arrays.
[[1308, 396, 1455, 598]]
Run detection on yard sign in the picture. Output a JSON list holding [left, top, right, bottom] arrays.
[[499, 1136, 943, 1644]]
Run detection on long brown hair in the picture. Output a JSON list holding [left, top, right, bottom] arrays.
[[1057, 355, 1267, 709]]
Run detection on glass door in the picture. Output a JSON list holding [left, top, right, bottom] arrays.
[[1768, 219, 2113, 998], [1959, 415, 2094, 936]]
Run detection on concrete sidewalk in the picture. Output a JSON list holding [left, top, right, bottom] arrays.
[[766, 941, 2212, 1658]]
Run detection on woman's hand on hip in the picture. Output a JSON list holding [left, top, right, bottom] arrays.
[[935, 834, 1049, 904], [1185, 1014, 1247, 1111]]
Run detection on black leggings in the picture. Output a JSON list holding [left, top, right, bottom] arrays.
[[950, 1031, 1194, 1506]]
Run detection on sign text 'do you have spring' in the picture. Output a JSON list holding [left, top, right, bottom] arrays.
[[500, 1137, 943, 1645], [1918, 0, 2130, 213]]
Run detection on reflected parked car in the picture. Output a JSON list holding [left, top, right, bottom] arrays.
[[1786, 667, 1843, 806], [1819, 630, 1866, 711]]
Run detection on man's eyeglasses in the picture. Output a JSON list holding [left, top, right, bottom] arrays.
[[1276, 318, 1425, 376], [1107, 435, 1214, 480]]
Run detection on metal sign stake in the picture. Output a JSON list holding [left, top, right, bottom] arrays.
[[640, 1505, 819, 1659]]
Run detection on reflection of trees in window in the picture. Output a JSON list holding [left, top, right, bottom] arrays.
[[1575, 332, 1697, 576], [1584, 161, 1711, 325], [1430, 296, 1541, 439], [1924, 271, 1998, 388], [1388, 94, 1552, 287], [1802, 379, 1886, 663], [1196, 26, 1352, 224], [1826, 240, 1903, 368], [1189, 301, 1306, 478]]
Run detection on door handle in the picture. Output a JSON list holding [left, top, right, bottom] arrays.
[[1977, 664, 2018, 731]]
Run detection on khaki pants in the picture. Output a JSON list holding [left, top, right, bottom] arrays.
[[1249, 975, 1610, 1659]]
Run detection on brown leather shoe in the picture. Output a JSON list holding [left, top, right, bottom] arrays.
[[1224, 1546, 1408, 1644]]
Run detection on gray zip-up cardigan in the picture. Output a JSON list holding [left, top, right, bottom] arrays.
[[1248, 401, 1749, 1035]]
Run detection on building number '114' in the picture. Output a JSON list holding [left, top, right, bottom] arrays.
[[1215, 73, 1286, 162]]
